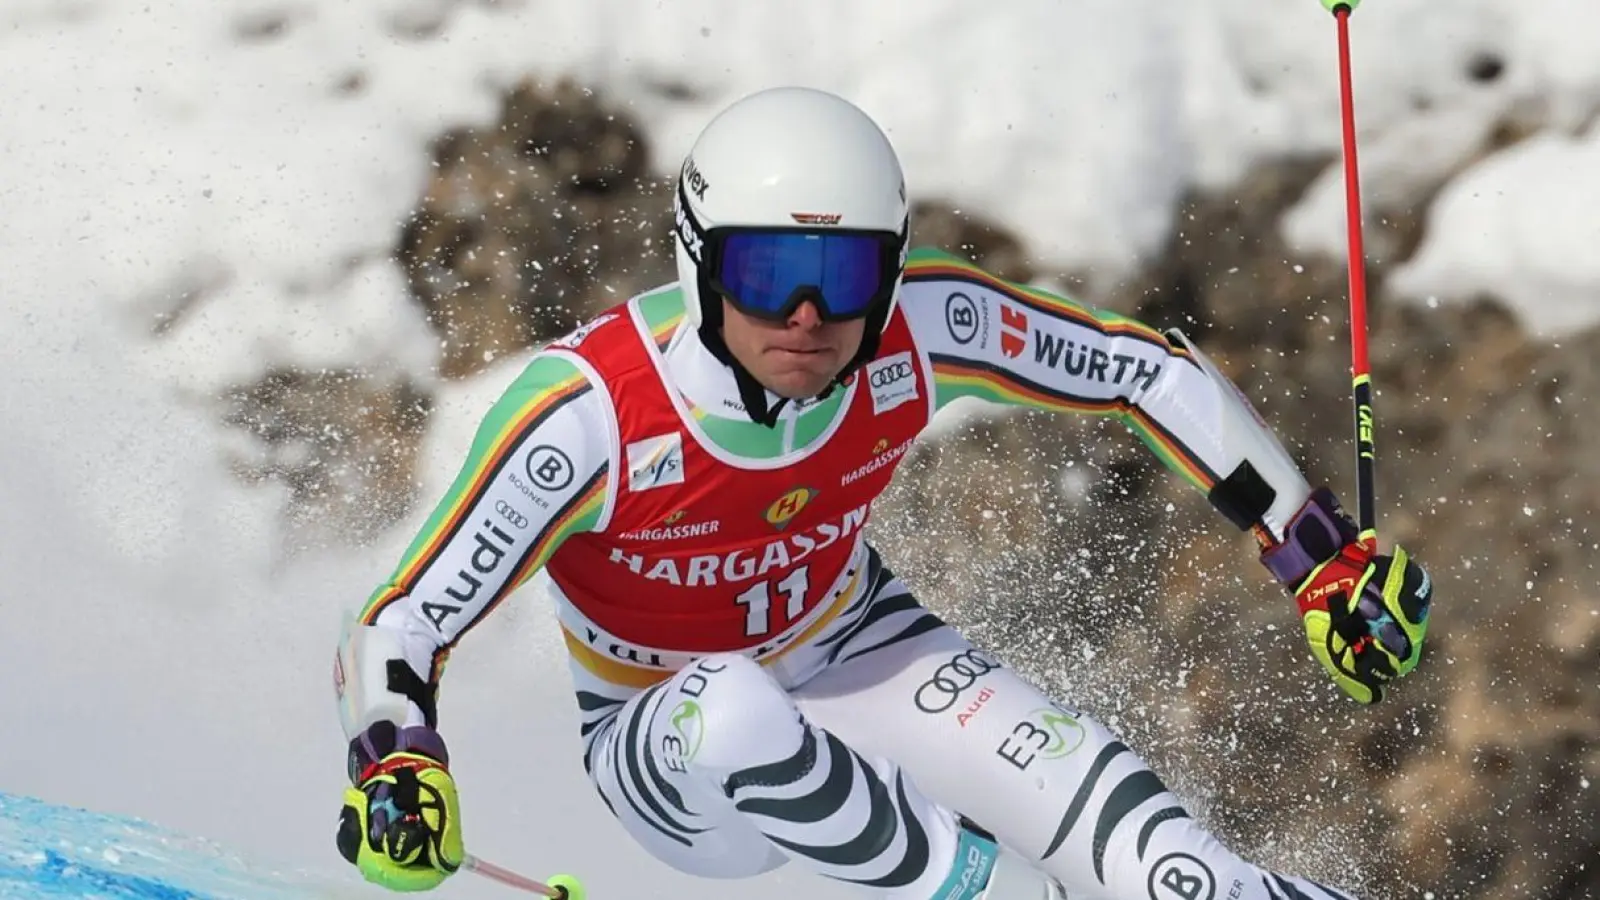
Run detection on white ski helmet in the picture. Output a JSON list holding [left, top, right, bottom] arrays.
[[672, 86, 910, 374]]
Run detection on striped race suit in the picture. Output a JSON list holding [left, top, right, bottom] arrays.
[[352, 248, 1360, 900]]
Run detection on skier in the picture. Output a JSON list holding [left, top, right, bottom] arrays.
[[333, 86, 1432, 899]]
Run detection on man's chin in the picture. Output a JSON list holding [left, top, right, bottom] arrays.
[[761, 369, 839, 400]]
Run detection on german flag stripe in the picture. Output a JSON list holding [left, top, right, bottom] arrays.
[[504, 467, 609, 599], [931, 355, 1217, 491], [903, 262, 1193, 359], [653, 311, 683, 349], [424, 467, 609, 680], [360, 372, 591, 624]]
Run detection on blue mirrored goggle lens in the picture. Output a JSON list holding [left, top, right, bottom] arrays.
[[717, 232, 885, 319]]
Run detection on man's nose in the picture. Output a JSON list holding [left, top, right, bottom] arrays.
[[787, 299, 824, 329]]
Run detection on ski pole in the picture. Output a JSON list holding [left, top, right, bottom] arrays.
[[462, 854, 586, 900], [1322, 0, 1378, 549]]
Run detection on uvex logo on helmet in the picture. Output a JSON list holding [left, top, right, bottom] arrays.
[[682, 157, 711, 200], [675, 199, 704, 264]]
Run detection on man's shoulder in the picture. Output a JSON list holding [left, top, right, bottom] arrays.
[[508, 280, 687, 403], [545, 282, 687, 350], [903, 246, 985, 283], [894, 248, 1019, 340], [627, 281, 689, 337], [898, 248, 1023, 305]]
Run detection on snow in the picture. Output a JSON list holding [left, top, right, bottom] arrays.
[[2, 0, 1596, 897], [0, 792, 350, 899], [1387, 129, 1600, 335]]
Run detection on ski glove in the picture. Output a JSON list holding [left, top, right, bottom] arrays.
[[1262, 488, 1433, 704], [337, 721, 464, 892]]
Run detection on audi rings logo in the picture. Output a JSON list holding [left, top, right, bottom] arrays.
[[914, 649, 999, 714], [869, 361, 913, 389], [494, 500, 529, 530]]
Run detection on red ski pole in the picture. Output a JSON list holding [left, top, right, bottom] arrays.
[[1323, 0, 1378, 549], [462, 854, 585, 899]]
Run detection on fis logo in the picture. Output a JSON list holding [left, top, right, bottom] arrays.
[[626, 433, 684, 492]]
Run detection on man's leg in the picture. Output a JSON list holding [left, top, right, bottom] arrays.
[[569, 543, 1051, 898], [576, 656, 987, 897], [791, 556, 1361, 900], [575, 664, 786, 880]]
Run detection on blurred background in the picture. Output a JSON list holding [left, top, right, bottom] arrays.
[[2, 1, 1597, 898]]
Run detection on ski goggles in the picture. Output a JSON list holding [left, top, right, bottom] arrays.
[[679, 187, 906, 322]]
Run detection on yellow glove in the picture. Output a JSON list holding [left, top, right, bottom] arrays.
[[1264, 489, 1434, 704], [337, 722, 464, 891], [1294, 543, 1432, 703]]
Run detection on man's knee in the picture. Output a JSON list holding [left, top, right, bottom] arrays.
[[661, 653, 803, 777]]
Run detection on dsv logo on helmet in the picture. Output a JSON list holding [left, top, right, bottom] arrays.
[[869, 360, 912, 389], [914, 649, 1000, 714]]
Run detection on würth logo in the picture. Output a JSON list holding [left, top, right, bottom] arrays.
[[1000, 305, 1027, 359]]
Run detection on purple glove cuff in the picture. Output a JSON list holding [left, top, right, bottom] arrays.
[[1260, 487, 1360, 588], [348, 721, 450, 784]]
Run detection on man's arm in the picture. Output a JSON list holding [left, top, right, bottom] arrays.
[[335, 351, 616, 737], [901, 247, 1310, 544], [901, 248, 1433, 705]]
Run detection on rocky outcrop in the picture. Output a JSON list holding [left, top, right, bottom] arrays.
[[397, 79, 676, 381], [220, 367, 433, 545]]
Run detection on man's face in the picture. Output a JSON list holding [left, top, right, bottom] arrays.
[[718, 297, 866, 399]]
